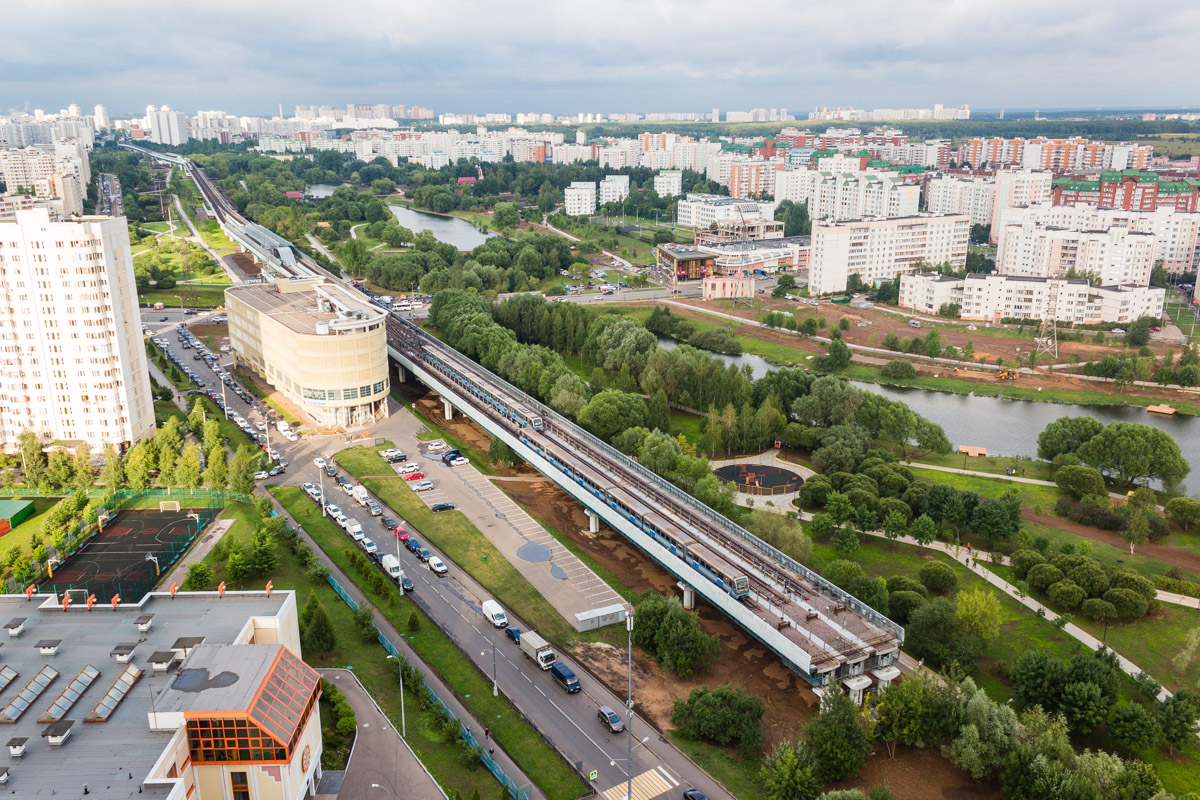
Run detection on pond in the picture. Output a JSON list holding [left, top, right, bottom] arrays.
[[655, 336, 1200, 462], [386, 204, 495, 251]]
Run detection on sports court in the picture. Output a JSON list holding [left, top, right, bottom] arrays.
[[43, 501, 207, 602]]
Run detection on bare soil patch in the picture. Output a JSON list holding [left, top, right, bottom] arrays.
[[1023, 508, 1200, 576], [230, 252, 261, 276]]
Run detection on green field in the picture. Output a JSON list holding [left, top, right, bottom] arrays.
[[271, 486, 588, 800], [140, 285, 228, 309]]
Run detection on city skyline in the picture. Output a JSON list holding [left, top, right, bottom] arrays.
[[3, 0, 1198, 116]]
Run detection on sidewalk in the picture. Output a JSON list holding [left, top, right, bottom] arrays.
[[319, 668, 445, 800]]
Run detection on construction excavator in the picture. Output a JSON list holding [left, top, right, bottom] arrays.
[[996, 369, 1019, 381]]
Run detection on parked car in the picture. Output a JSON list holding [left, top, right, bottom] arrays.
[[381, 516, 398, 530], [1111, 328, 1126, 335], [159, 316, 169, 322], [504, 626, 521, 644], [399, 462, 421, 474], [428, 556, 447, 574], [314, 457, 327, 469], [324, 464, 337, 477], [302, 482, 318, 498], [283, 431, 298, 442], [449, 457, 469, 467], [400, 575, 414, 592], [403, 471, 426, 481], [417, 547, 432, 562], [256, 421, 267, 431], [324, 504, 342, 518], [597, 706, 624, 733], [404, 537, 421, 553], [683, 790, 709, 800], [413, 480, 435, 492], [431, 502, 456, 513], [253, 470, 269, 480], [268, 465, 285, 477]]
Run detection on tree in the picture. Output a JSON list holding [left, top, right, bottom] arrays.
[[882, 510, 908, 541], [760, 741, 820, 800], [672, 684, 764, 751], [946, 683, 1018, 781], [1166, 497, 1200, 531], [244, 529, 279, 577], [1036, 416, 1103, 461], [654, 603, 719, 678], [924, 329, 943, 359], [1121, 512, 1150, 555], [955, 587, 1001, 642], [175, 444, 203, 491], [201, 418, 222, 453], [1046, 579, 1086, 610], [1108, 703, 1161, 753], [824, 559, 863, 589], [46, 450, 76, 491], [818, 336, 852, 372], [1158, 690, 1200, 754], [888, 590, 926, 624], [99, 445, 124, 490], [918, 560, 957, 594], [225, 543, 251, 587], [908, 514, 938, 546], [487, 437, 516, 468], [187, 398, 206, 434], [124, 442, 152, 491], [831, 526, 860, 556], [492, 202, 520, 229], [229, 446, 257, 495], [880, 360, 916, 380], [301, 601, 337, 658], [17, 429, 46, 487], [182, 561, 214, 590], [803, 688, 872, 782], [577, 391, 647, 442], [1078, 421, 1190, 489], [204, 447, 228, 490], [1054, 465, 1106, 498], [906, 598, 981, 669]]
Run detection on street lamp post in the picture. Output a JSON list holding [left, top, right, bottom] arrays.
[[625, 609, 634, 800], [482, 626, 498, 697], [172, 294, 183, 315], [385, 655, 407, 737]]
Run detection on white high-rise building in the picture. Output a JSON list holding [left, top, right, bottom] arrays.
[[564, 182, 597, 216], [147, 105, 189, 145], [990, 168, 1054, 241], [92, 104, 110, 133], [598, 174, 630, 205], [654, 170, 683, 198], [924, 175, 996, 226], [675, 194, 776, 228], [995, 210, 1156, 287], [809, 214, 970, 295], [774, 156, 920, 221], [0, 209, 155, 452], [0, 145, 88, 215]]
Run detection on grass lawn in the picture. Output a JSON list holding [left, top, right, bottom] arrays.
[[670, 411, 704, 442], [333, 444, 613, 650], [0, 498, 59, 566], [905, 466, 1063, 510], [140, 285, 228, 309], [1074, 603, 1200, 693], [201, 502, 514, 800], [234, 367, 303, 426], [155, 400, 186, 426], [272, 486, 588, 800], [667, 733, 764, 800], [195, 395, 260, 457], [909, 450, 1053, 481]]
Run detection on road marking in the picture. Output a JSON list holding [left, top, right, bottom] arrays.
[[600, 768, 676, 800]]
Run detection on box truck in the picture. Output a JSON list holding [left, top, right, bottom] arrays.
[[519, 631, 556, 670], [345, 519, 364, 541], [481, 600, 508, 628], [381, 554, 404, 582], [276, 420, 291, 434], [352, 485, 370, 506]]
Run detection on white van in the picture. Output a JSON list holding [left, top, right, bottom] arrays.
[[276, 420, 291, 434], [381, 554, 404, 581], [481, 600, 508, 628], [346, 520, 364, 541], [360, 537, 378, 555]]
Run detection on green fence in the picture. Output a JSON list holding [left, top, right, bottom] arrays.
[[0, 487, 252, 503]]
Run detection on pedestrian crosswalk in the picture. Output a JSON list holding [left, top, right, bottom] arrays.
[[600, 767, 679, 800]]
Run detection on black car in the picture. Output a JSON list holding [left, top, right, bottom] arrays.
[[323, 464, 337, 477], [682, 791, 708, 800], [431, 502, 456, 512], [400, 576, 414, 592], [417, 547, 432, 562], [381, 516, 398, 529], [159, 316, 169, 322]]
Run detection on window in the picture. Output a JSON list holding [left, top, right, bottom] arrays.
[[231, 771, 250, 800]]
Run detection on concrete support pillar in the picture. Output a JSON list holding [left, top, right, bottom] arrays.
[[677, 582, 695, 610], [443, 398, 453, 420], [585, 510, 600, 533], [396, 363, 407, 383]]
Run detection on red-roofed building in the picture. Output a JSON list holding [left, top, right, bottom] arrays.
[[285, 191, 304, 200], [457, 176, 477, 186]]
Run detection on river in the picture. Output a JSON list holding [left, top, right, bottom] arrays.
[[655, 336, 1200, 461], [306, 184, 494, 250]]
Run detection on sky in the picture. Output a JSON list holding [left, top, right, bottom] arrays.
[[3, 0, 1198, 118]]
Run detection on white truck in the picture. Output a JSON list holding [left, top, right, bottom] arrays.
[[352, 485, 370, 506], [381, 554, 404, 583], [481, 599, 508, 628], [276, 420, 292, 434], [519, 630, 556, 670], [345, 519, 364, 541]]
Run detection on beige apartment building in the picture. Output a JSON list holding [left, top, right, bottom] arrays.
[[225, 278, 389, 428], [809, 213, 970, 295]]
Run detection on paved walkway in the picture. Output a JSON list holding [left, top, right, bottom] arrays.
[[161, 518, 233, 586], [319, 668, 445, 800], [368, 408, 625, 627]]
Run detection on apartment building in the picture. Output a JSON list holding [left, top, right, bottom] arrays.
[[675, 194, 776, 228], [564, 181, 597, 216], [1052, 170, 1200, 213], [654, 169, 683, 198], [598, 174, 630, 205], [775, 160, 920, 221], [995, 216, 1155, 287], [808, 213, 969, 295], [990, 169, 1054, 241], [0, 208, 155, 453], [727, 158, 781, 198], [225, 278, 390, 428], [924, 175, 996, 226], [999, 202, 1200, 274], [900, 272, 1165, 324], [958, 137, 1153, 171], [146, 105, 189, 146], [0, 144, 89, 215]]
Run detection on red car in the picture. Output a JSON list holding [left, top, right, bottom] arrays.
[[395, 529, 408, 541], [403, 472, 425, 481]]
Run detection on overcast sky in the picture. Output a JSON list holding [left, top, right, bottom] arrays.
[[3, 0, 1197, 118]]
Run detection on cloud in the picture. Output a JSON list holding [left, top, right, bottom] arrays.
[[1, 0, 1196, 115]]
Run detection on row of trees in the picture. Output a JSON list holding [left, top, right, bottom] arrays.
[[1037, 415, 1191, 489]]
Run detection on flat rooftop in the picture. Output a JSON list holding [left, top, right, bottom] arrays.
[[0, 591, 290, 798], [227, 280, 385, 335]]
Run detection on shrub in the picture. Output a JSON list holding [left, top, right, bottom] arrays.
[[824, 559, 863, 589], [1080, 598, 1117, 621], [672, 684, 764, 751], [1054, 465, 1106, 498], [1010, 549, 1046, 580], [880, 360, 917, 380], [888, 590, 927, 624], [1027, 563, 1065, 590], [918, 561, 957, 594], [1046, 579, 1086, 610], [885, 575, 928, 597], [1110, 571, 1155, 603], [1103, 587, 1149, 619]]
